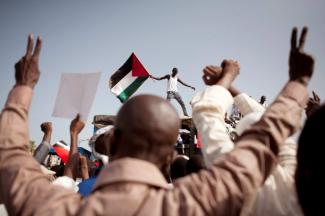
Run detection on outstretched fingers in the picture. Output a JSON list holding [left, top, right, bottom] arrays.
[[298, 26, 308, 51], [290, 27, 298, 51], [25, 34, 42, 60], [25, 34, 34, 58], [33, 36, 42, 59], [312, 91, 320, 102], [291, 26, 308, 51]]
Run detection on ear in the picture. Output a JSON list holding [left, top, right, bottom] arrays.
[[169, 150, 178, 164], [104, 130, 115, 155], [109, 129, 121, 156], [164, 149, 177, 168]]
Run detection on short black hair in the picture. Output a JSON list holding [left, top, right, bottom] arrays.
[[186, 155, 206, 175], [296, 103, 325, 215], [170, 156, 188, 180]]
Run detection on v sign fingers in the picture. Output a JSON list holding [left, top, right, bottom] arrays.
[[25, 34, 34, 58], [15, 34, 42, 89], [33, 36, 42, 60], [299, 27, 308, 51]]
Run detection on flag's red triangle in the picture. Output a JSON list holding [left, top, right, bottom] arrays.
[[53, 145, 69, 164], [131, 53, 149, 77]]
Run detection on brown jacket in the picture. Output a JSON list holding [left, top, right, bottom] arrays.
[[0, 82, 307, 216]]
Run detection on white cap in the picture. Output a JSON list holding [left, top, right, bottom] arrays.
[[89, 125, 113, 165]]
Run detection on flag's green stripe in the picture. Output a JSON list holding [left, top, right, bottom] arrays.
[[117, 76, 148, 102]]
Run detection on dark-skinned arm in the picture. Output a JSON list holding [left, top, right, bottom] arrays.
[[80, 156, 89, 180], [178, 78, 195, 90], [34, 122, 52, 163], [64, 114, 85, 180], [149, 74, 169, 80]]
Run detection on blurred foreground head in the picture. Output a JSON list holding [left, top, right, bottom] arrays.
[[296, 104, 324, 216], [111, 94, 180, 171]]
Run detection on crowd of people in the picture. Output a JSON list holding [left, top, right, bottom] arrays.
[[0, 26, 323, 216]]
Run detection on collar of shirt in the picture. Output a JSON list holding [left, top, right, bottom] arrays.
[[93, 157, 169, 191]]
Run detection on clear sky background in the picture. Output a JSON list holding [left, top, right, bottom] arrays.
[[1, 0, 324, 147]]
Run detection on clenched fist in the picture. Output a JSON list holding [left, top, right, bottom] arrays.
[[70, 114, 85, 135], [40, 122, 52, 134]]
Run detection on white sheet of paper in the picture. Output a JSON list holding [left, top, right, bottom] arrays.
[[52, 72, 102, 120]]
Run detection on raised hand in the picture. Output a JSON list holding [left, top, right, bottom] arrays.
[[306, 91, 321, 117], [202, 65, 223, 86], [289, 27, 314, 86], [217, 60, 240, 89], [70, 114, 85, 135], [65, 114, 84, 179], [15, 34, 42, 89], [40, 122, 52, 134]]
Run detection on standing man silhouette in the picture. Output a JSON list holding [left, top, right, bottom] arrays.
[[150, 67, 195, 116]]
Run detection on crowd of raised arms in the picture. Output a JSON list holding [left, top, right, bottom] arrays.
[[0, 26, 323, 216]]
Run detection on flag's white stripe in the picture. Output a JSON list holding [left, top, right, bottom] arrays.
[[111, 71, 136, 96], [55, 141, 70, 150]]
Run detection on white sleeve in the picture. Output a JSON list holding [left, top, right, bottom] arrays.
[[278, 137, 297, 177], [234, 93, 265, 116], [190, 85, 234, 167], [52, 176, 78, 192]]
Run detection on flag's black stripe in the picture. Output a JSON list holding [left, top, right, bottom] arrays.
[[109, 53, 133, 88]]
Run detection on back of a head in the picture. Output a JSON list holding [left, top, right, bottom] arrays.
[[113, 94, 180, 167], [186, 155, 206, 175], [296, 103, 325, 216], [170, 155, 189, 180]]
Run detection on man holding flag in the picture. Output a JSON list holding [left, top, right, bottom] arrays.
[[150, 67, 195, 116]]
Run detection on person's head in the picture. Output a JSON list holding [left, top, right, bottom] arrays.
[[295, 104, 324, 216], [186, 155, 206, 175], [260, 95, 266, 104], [170, 155, 189, 180], [110, 94, 180, 173], [89, 125, 113, 165], [50, 164, 64, 177], [172, 67, 178, 76]]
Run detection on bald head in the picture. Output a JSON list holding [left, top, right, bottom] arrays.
[[112, 95, 180, 167]]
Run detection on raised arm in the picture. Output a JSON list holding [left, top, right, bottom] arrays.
[[64, 114, 85, 180], [0, 35, 81, 215], [173, 27, 314, 215], [192, 63, 267, 167], [149, 74, 169, 80], [178, 77, 195, 90], [34, 122, 53, 164], [191, 64, 236, 167]]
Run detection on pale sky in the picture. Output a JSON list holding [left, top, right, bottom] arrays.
[[0, 0, 324, 146]]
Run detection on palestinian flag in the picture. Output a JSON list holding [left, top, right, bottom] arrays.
[[109, 53, 149, 102], [52, 140, 70, 164]]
